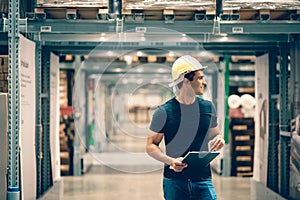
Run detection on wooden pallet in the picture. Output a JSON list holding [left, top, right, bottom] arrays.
[[223, 9, 300, 20], [34, 5, 300, 20], [33, 6, 300, 21], [123, 9, 216, 21], [231, 55, 256, 63], [125, 8, 300, 20], [35, 6, 108, 19]]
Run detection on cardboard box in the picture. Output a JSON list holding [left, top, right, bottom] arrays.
[[37, 0, 107, 7], [0, 56, 8, 73], [123, 0, 215, 10]]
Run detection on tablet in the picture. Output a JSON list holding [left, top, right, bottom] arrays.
[[182, 151, 220, 167]]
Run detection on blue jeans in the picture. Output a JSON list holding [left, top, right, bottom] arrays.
[[163, 177, 217, 200]]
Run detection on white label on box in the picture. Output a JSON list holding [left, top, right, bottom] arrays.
[[41, 26, 52, 32], [232, 27, 243, 33]]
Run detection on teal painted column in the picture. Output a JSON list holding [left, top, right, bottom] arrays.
[[222, 56, 231, 177], [224, 56, 230, 144]]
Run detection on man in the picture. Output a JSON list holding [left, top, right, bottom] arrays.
[[146, 55, 225, 200]]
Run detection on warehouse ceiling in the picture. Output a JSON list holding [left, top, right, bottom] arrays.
[[1, 0, 299, 78]]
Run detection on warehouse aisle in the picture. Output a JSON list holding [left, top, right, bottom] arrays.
[[40, 119, 287, 200], [40, 164, 252, 200], [40, 121, 254, 200]]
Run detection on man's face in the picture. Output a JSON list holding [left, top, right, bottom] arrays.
[[189, 70, 207, 95]]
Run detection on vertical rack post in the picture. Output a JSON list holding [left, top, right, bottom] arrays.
[[41, 47, 53, 193], [109, 0, 122, 15], [7, 0, 21, 199], [267, 48, 279, 193], [35, 40, 42, 198], [279, 42, 291, 198], [109, 0, 123, 33]]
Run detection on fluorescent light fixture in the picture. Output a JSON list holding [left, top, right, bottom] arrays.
[[137, 78, 143, 84], [150, 79, 159, 84], [158, 68, 167, 73], [114, 68, 122, 72], [107, 51, 113, 56], [137, 68, 144, 73], [137, 51, 143, 56], [168, 52, 175, 57], [122, 79, 128, 84]]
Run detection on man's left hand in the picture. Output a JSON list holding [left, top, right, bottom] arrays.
[[209, 135, 225, 151]]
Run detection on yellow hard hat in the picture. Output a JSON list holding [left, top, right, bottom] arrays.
[[169, 55, 207, 87]]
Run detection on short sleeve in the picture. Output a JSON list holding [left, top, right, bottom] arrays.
[[210, 102, 218, 128], [149, 106, 167, 133]]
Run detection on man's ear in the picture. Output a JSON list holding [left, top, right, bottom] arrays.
[[183, 78, 190, 84]]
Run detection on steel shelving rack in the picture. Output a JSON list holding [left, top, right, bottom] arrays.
[[1, 0, 300, 199]]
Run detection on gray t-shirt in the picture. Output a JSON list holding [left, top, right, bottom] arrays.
[[150, 97, 218, 180]]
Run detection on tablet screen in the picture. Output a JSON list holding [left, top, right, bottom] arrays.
[[182, 151, 220, 167]]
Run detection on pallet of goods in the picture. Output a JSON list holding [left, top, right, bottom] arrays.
[[122, 0, 215, 20], [35, 0, 108, 19], [230, 117, 255, 177], [223, 0, 300, 20], [37, 0, 108, 7]]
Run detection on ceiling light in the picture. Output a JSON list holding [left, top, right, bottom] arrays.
[[122, 79, 128, 84], [114, 68, 122, 72], [150, 79, 159, 84], [220, 36, 228, 42], [219, 33, 228, 37], [137, 78, 143, 84], [107, 51, 113, 56], [168, 51, 174, 57], [158, 68, 167, 73], [137, 68, 144, 73]]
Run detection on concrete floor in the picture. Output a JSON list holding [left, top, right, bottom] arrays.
[[40, 164, 251, 200]]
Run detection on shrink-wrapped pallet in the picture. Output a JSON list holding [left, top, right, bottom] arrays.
[[123, 0, 215, 11], [224, 0, 300, 9], [37, 0, 107, 7]]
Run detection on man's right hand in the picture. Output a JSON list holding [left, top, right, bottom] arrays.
[[169, 157, 188, 172]]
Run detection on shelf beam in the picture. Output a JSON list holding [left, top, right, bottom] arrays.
[[1, 19, 300, 35]]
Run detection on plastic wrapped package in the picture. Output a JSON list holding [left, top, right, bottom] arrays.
[[223, 0, 300, 20], [122, 0, 300, 10], [224, 0, 300, 10], [123, 0, 216, 10], [37, 0, 108, 7]]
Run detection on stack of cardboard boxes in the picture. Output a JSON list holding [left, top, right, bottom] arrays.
[[0, 56, 8, 93]]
